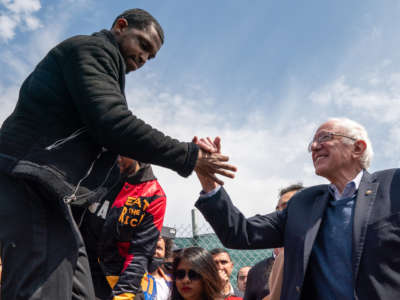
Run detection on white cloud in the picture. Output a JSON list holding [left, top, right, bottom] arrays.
[[0, 83, 19, 119], [24, 14, 40, 30], [0, 14, 17, 40], [310, 75, 400, 123], [1, 0, 41, 13], [0, 0, 42, 41]]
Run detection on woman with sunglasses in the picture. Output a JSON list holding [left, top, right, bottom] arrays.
[[170, 247, 242, 300]]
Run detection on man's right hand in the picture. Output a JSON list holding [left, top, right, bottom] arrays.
[[218, 269, 229, 283]]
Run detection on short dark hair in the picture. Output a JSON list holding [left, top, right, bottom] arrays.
[[111, 8, 164, 44], [279, 183, 304, 198], [171, 247, 223, 300], [210, 248, 232, 261]]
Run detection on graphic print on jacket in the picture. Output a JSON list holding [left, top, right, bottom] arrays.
[[98, 165, 166, 298]]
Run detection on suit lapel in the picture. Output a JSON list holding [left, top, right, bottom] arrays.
[[352, 171, 379, 280], [303, 190, 330, 272]]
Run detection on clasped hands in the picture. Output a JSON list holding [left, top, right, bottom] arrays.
[[193, 136, 237, 192]]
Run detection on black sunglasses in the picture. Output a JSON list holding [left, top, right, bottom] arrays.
[[174, 269, 202, 281]]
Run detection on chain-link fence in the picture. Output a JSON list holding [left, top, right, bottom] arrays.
[[165, 209, 273, 288]]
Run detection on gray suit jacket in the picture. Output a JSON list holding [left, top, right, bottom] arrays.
[[195, 169, 400, 300]]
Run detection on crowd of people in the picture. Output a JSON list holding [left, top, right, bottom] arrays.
[[0, 6, 399, 300]]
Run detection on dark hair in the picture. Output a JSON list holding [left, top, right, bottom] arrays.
[[278, 183, 304, 198], [111, 8, 164, 44], [171, 247, 223, 300], [210, 248, 231, 261], [163, 237, 174, 259]]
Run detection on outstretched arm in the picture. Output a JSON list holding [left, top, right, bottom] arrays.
[[195, 186, 286, 249]]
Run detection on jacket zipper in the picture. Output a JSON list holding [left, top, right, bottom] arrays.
[[62, 147, 107, 204], [45, 127, 117, 205], [45, 127, 88, 150]]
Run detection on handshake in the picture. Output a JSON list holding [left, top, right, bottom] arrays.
[[193, 136, 237, 192]]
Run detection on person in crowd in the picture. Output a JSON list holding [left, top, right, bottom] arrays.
[[194, 118, 400, 300], [76, 156, 167, 300], [161, 246, 175, 278], [170, 247, 241, 300], [0, 8, 236, 300], [244, 183, 303, 300], [243, 257, 274, 300], [135, 235, 173, 300], [210, 248, 240, 298], [236, 266, 251, 297], [147, 236, 174, 300], [261, 184, 303, 300]]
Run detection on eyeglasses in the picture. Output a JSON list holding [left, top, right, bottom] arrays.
[[308, 132, 357, 152], [174, 269, 202, 281]]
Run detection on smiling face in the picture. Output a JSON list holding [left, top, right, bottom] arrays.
[[310, 120, 363, 185], [112, 19, 162, 73], [175, 259, 204, 300], [212, 252, 233, 279]]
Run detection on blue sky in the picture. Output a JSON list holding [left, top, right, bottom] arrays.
[[1, 0, 400, 228]]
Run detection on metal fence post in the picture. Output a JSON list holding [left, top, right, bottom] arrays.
[[191, 208, 198, 237], [191, 208, 199, 244]]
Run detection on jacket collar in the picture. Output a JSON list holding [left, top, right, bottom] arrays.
[[352, 169, 379, 279], [92, 30, 127, 77], [93, 29, 119, 48], [303, 188, 330, 271], [124, 164, 156, 185]]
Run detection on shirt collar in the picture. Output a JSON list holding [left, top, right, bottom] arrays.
[[328, 170, 363, 201], [223, 283, 235, 297]]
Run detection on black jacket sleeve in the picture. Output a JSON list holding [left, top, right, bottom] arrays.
[[195, 187, 287, 249], [62, 37, 198, 177]]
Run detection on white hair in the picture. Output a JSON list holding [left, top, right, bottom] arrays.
[[327, 118, 373, 169]]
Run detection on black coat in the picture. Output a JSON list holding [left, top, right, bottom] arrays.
[[0, 30, 198, 208], [243, 257, 275, 300], [196, 170, 400, 300]]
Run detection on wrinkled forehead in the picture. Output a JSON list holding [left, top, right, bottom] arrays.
[[314, 120, 343, 137]]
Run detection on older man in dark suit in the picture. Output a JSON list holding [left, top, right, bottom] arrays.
[[194, 118, 400, 300]]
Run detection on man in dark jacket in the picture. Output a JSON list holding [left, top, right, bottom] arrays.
[[0, 8, 236, 300]]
